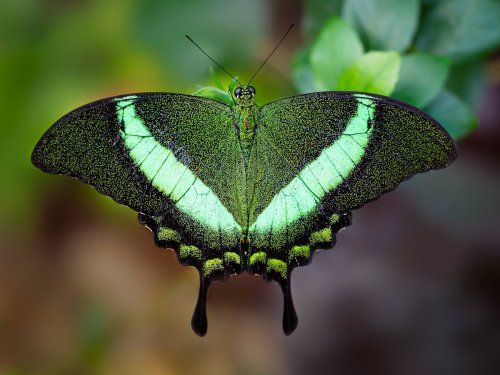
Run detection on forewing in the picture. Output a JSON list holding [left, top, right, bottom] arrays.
[[32, 93, 245, 251]]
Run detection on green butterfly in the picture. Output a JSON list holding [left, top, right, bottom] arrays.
[[31, 84, 457, 335]]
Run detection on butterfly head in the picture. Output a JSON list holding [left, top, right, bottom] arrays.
[[234, 86, 256, 104]]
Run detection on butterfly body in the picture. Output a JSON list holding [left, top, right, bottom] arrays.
[[32, 88, 457, 336], [233, 86, 258, 165]]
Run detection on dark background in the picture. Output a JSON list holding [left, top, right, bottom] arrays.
[[1, 1, 499, 374]]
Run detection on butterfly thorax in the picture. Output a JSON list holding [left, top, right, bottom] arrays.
[[233, 92, 258, 166]]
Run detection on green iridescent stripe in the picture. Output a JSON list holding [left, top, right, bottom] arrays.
[[250, 97, 375, 233], [116, 96, 241, 234]]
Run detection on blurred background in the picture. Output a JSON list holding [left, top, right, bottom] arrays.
[[1, 0, 500, 374]]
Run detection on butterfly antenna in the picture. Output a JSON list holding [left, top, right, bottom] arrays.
[[186, 35, 243, 87], [247, 24, 294, 86]]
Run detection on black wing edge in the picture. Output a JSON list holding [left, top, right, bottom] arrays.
[[338, 91, 458, 215]]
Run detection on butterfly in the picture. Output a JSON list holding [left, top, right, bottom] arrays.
[[31, 85, 457, 335], [31, 27, 457, 336]]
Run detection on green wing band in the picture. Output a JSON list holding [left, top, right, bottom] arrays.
[[248, 91, 456, 275], [249, 96, 374, 235], [117, 96, 241, 235], [32, 93, 244, 253]]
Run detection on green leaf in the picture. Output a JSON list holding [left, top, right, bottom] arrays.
[[342, 0, 419, 52], [304, 0, 344, 36], [416, 0, 500, 61], [393, 53, 451, 108], [336, 51, 401, 95], [292, 47, 316, 94], [425, 90, 477, 140], [310, 17, 364, 90], [209, 66, 225, 90], [192, 86, 233, 106]]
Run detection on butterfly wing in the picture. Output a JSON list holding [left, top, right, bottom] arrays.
[[32, 93, 245, 253], [250, 91, 457, 256], [248, 92, 457, 333], [251, 91, 457, 255], [32, 93, 249, 336], [247, 91, 457, 333]]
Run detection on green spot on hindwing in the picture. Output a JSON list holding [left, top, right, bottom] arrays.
[[289, 245, 311, 264], [224, 251, 241, 265], [180, 244, 202, 261], [250, 251, 267, 266], [267, 259, 288, 280], [224, 251, 242, 274], [203, 258, 224, 277], [330, 213, 341, 225], [310, 227, 332, 247], [158, 227, 182, 243]]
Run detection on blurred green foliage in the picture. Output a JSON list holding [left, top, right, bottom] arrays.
[[336, 51, 400, 94], [296, 0, 500, 140], [192, 68, 239, 107]]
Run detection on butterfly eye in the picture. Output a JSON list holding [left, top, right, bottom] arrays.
[[234, 87, 242, 98], [248, 86, 256, 96]]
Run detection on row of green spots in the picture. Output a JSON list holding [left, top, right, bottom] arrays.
[[158, 227, 182, 243], [249, 252, 288, 280], [180, 244, 202, 261], [202, 252, 242, 277]]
